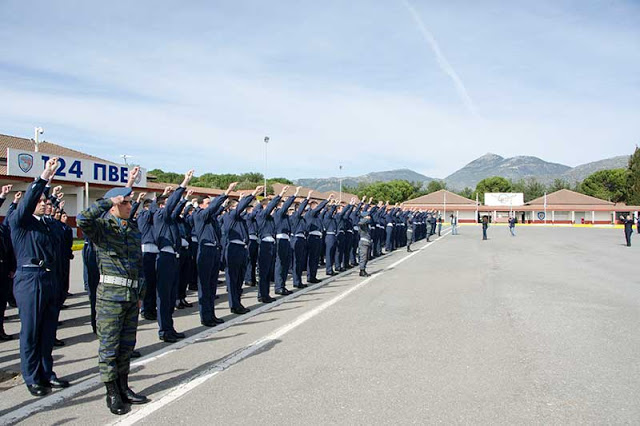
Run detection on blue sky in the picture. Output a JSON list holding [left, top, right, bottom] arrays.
[[1, 0, 638, 180]]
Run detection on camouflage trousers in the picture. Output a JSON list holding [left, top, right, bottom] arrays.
[[96, 299, 139, 382]]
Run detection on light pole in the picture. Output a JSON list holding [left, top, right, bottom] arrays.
[[121, 154, 133, 165], [34, 127, 44, 152], [339, 165, 343, 203], [263, 136, 269, 198]]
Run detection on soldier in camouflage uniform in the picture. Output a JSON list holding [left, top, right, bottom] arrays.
[[77, 166, 149, 415]]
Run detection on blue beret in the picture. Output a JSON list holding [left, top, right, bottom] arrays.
[[104, 187, 132, 199]]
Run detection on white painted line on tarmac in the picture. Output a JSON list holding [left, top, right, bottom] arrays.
[[110, 230, 452, 425], [0, 230, 450, 425]]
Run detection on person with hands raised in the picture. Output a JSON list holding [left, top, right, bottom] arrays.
[[0, 185, 16, 341], [77, 177, 149, 415], [153, 169, 194, 343], [9, 157, 72, 397], [223, 185, 262, 314]]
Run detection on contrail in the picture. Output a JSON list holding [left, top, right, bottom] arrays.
[[402, 0, 480, 117]]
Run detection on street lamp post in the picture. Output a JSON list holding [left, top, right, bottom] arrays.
[[339, 165, 343, 203], [263, 136, 269, 198], [34, 127, 44, 152]]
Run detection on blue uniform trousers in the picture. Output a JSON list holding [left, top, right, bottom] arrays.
[[244, 239, 258, 284], [306, 235, 322, 281], [156, 252, 178, 338], [257, 241, 275, 298], [324, 234, 337, 274], [385, 225, 393, 252], [0, 265, 9, 332], [196, 245, 220, 323], [274, 238, 291, 291], [14, 267, 59, 386], [225, 243, 248, 309], [291, 236, 307, 287], [141, 252, 158, 316], [335, 232, 346, 269], [83, 243, 99, 332], [178, 246, 190, 300]]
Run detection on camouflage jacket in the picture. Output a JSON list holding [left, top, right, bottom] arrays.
[[77, 199, 144, 303]]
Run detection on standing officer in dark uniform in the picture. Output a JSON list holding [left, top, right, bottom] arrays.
[[274, 187, 299, 295], [305, 193, 331, 284], [10, 157, 70, 397], [620, 214, 634, 247], [154, 170, 194, 343], [481, 215, 489, 240], [0, 185, 17, 341], [290, 190, 311, 288], [322, 201, 338, 275], [78, 166, 149, 415], [243, 201, 260, 287], [223, 186, 263, 314], [256, 188, 285, 303], [193, 182, 235, 326], [136, 190, 165, 321], [358, 210, 373, 277]]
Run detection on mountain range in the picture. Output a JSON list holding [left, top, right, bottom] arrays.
[[294, 154, 630, 192]]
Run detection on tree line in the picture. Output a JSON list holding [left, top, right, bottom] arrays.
[[148, 146, 640, 205], [148, 170, 292, 194]]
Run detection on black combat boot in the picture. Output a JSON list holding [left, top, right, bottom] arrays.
[[105, 381, 129, 415], [118, 373, 149, 405]]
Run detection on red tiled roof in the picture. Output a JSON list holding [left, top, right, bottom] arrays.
[[527, 189, 613, 206], [0, 133, 112, 163], [405, 189, 476, 206]]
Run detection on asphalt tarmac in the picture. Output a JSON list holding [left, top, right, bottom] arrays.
[[1, 226, 638, 425]]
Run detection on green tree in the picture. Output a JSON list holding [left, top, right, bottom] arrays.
[[425, 180, 447, 194], [475, 176, 512, 203], [456, 187, 476, 200], [524, 178, 547, 202], [627, 146, 640, 205], [350, 180, 417, 204], [549, 178, 571, 193], [580, 168, 628, 202]]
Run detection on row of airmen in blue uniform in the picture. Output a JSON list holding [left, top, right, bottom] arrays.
[[80, 172, 442, 345]]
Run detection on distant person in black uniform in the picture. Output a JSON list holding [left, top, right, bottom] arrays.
[[636, 214, 640, 234], [481, 215, 489, 240], [620, 214, 633, 247], [508, 215, 516, 237]]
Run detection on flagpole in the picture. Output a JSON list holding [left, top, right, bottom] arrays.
[[475, 192, 479, 223]]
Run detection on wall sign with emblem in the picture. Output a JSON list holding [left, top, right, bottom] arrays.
[[537, 212, 546, 220], [7, 148, 147, 187]]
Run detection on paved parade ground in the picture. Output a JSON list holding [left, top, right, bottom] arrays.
[[0, 226, 638, 425]]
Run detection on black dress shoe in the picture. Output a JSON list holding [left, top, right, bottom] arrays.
[[201, 320, 217, 327], [212, 316, 225, 324], [359, 270, 370, 277], [159, 335, 177, 343], [326, 271, 336, 276], [181, 298, 193, 308], [293, 284, 308, 289], [307, 278, 322, 284], [230, 306, 250, 315], [54, 338, 65, 347], [27, 384, 49, 397], [47, 377, 71, 388], [130, 350, 142, 358], [275, 288, 292, 296], [0, 331, 12, 341], [172, 331, 186, 339], [175, 301, 186, 310], [258, 296, 275, 303]]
